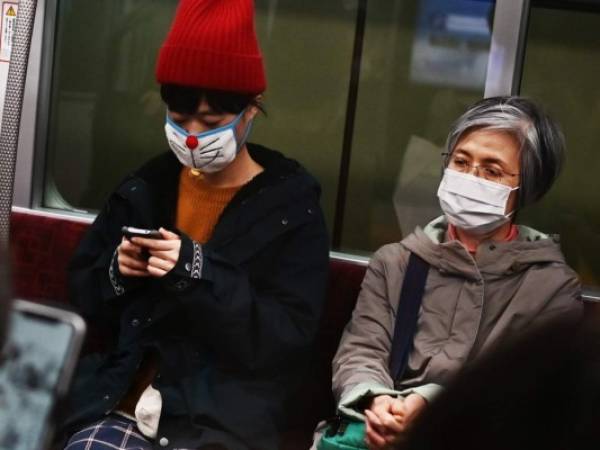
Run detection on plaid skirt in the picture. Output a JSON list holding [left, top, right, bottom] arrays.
[[64, 415, 201, 450], [64, 416, 155, 450], [64, 416, 152, 450], [64, 415, 228, 450]]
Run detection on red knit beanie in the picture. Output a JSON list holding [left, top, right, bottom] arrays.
[[156, 0, 266, 95]]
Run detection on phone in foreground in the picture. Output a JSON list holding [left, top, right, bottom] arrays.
[[122, 226, 162, 240], [0, 300, 86, 450]]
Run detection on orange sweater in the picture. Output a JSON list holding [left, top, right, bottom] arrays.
[[176, 168, 242, 244]]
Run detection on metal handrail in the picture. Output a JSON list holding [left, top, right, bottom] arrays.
[[0, 0, 37, 246]]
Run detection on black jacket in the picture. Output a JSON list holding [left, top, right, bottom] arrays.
[[63, 145, 329, 450]]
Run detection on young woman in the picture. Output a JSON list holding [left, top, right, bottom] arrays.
[[329, 96, 583, 450], [61, 1, 329, 449]]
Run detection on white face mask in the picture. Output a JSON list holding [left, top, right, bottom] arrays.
[[437, 168, 519, 235], [164, 110, 253, 173]]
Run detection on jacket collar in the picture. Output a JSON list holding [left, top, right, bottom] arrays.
[[402, 216, 567, 279]]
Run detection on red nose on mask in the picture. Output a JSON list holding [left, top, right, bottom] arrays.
[[186, 135, 199, 150]]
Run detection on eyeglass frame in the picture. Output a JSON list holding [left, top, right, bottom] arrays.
[[441, 152, 520, 184]]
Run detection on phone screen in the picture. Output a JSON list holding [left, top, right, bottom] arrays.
[[0, 306, 79, 450]]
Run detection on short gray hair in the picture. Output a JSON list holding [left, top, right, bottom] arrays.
[[443, 96, 565, 207]]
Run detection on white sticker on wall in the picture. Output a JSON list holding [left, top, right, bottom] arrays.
[[0, 2, 18, 63]]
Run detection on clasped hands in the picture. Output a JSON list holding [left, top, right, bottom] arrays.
[[364, 393, 427, 450], [117, 227, 181, 278]]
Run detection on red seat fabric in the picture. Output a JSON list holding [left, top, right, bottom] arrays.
[[312, 258, 367, 416], [10, 211, 89, 304], [284, 258, 367, 449]]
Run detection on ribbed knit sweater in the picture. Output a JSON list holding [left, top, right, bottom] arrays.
[[176, 168, 242, 244]]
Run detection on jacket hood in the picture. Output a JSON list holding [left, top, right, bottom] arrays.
[[401, 216, 568, 280]]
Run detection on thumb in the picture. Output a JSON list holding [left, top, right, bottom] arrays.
[[159, 227, 180, 240]]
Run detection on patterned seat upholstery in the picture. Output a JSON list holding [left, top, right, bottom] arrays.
[[10, 211, 89, 304]]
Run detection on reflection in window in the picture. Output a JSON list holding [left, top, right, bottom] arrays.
[[339, 0, 494, 253], [44, 0, 177, 210]]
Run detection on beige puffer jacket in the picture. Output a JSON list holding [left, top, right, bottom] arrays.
[[333, 216, 583, 419]]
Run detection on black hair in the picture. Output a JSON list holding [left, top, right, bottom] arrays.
[[160, 84, 264, 116]]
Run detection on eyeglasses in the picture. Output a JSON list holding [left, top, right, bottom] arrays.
[[442, 152, 520, 184]]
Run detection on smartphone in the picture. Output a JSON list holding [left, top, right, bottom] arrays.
[[0, 300, 86, 450], [121, 226, 162, 240]]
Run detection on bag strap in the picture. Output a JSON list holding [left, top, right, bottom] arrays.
[[389, 252, 429, 382]]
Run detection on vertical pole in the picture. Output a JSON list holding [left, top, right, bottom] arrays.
[[332, 0, 368, 250], [0, 0, 38, 246]]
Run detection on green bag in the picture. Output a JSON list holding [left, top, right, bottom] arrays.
[[317, 417, 367, 450]]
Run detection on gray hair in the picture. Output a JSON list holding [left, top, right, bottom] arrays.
[[443, 96, 565, 207]]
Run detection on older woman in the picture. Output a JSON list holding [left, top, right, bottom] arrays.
[[330, 96, 583, 450]]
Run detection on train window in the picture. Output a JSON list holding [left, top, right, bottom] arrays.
[[519, 4, 600, 289], [252, 2, 357, 233], [42, 0, 179, 211], [41, 0, 356, 230], [40, 0, 496, 254], [337, 0, 495, 253]]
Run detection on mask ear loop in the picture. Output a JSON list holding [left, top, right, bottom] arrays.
[[238, 120, 254, 152], [234, 109, 254, 153], [504, 185, 521, 219]]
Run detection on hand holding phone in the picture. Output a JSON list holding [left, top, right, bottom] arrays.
[[119, 227, 181, 278], [118, 236, 151, 277]]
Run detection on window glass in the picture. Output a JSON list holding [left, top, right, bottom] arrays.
[[42, 0, 498, 254], [339, 0, 495, 253], [43, 0, 357, 233], [520, 5, 600, 288], [251, 1, 356, 230], [44, 0, 177, 211]]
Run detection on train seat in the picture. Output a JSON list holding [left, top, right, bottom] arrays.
[[10, 210, 89, 305], [8, 208, 366, 449]]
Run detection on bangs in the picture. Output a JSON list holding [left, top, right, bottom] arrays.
[[160, 84, 258, 115]]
